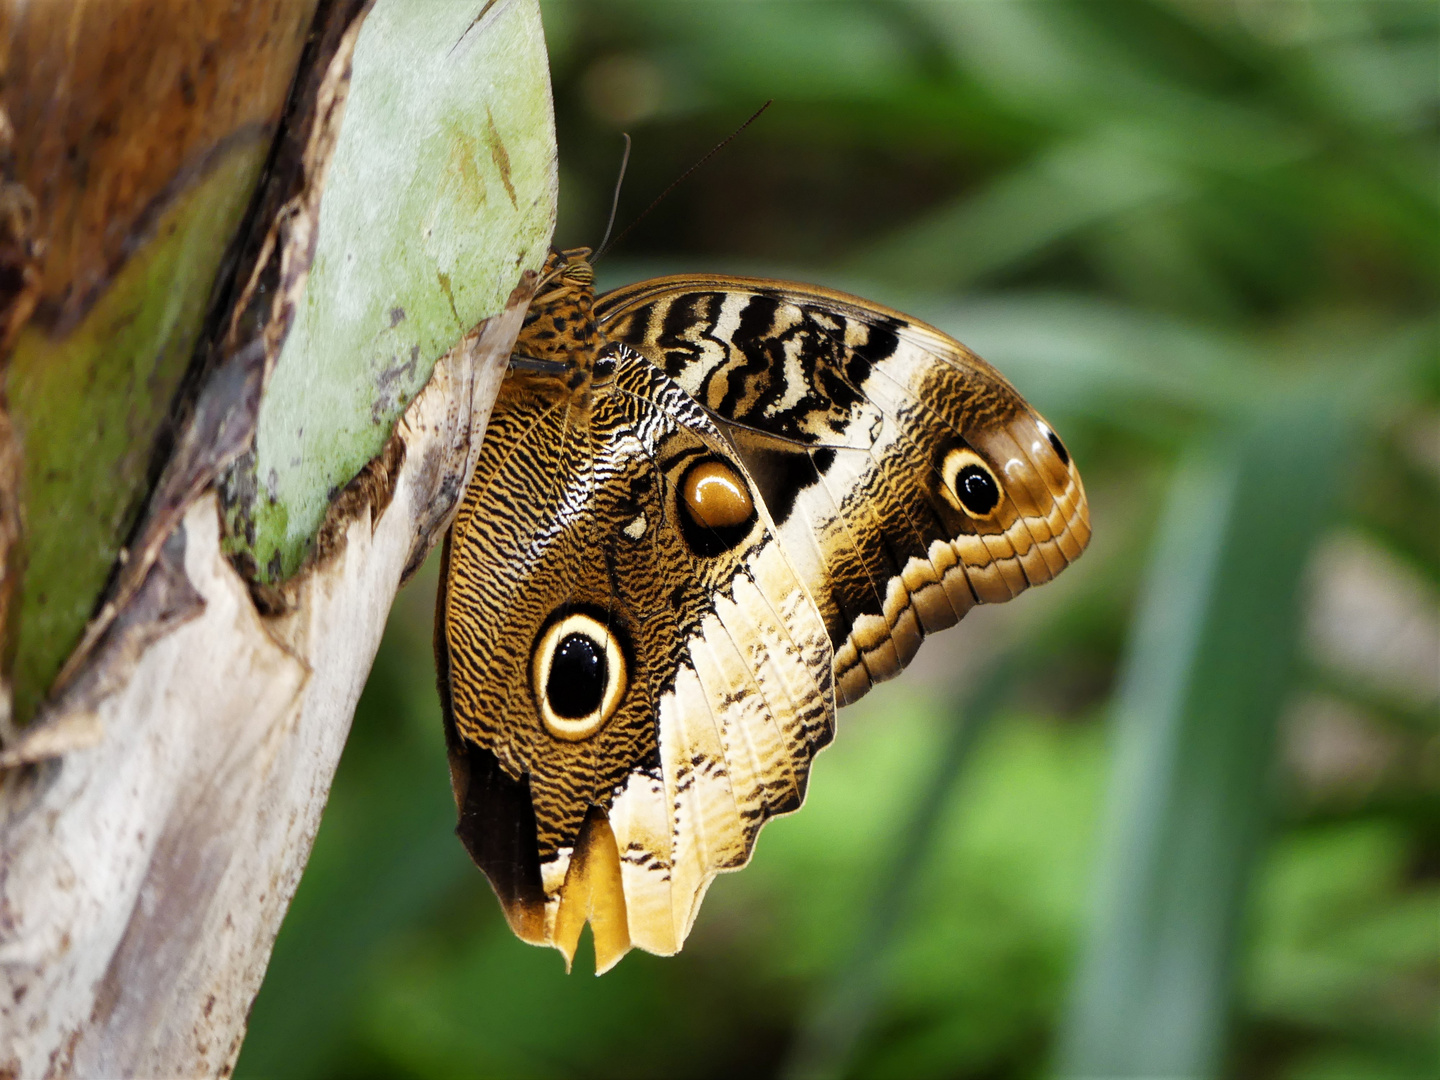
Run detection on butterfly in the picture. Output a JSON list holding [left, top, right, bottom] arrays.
[[436, 248, 1090, 972]]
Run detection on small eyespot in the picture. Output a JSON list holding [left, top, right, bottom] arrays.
[[957, 466, 1000, 515], [532, 612, 628, 741], [1039, 422, 1070, 467], [940, 447, 1002, 518], [677, 457, 757, 557]]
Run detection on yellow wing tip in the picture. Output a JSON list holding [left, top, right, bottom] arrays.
[[552, 808, 633, 974]]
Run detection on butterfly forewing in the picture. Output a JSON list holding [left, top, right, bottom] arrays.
[[596, 274, 1090, 703]]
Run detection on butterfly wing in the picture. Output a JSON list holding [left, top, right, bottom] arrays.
[[439, 346, 834, 971], [596, 276, 1091, 704]]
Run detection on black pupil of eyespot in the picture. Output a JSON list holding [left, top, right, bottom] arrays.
[[957, 464, 1000, 515], [547, 632, 607, 718], [1046, 430, 1070, 466]]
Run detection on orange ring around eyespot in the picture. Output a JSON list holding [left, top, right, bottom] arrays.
[[532, 613, 628, 742]]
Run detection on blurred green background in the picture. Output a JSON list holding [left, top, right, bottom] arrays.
[[236, 2, 1437, 1078]]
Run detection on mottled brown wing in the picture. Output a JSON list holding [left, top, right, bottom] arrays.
[[439, 342, 833, 971], [596, 275, 1091, 704]]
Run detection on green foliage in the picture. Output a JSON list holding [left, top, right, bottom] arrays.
[[1058, 399, 1349, 1079], [7, 147, 267, 723], [238, 2, 1438, 1077]]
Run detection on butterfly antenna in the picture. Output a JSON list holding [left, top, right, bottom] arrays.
[[594, 133, 632, 260], [593, 99, 772, 264]]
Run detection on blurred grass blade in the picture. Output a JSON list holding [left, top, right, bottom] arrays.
[[781, 659, 1015, 1080], [852, 132, 1187, 291], [1057, 394, 1347, 1078]]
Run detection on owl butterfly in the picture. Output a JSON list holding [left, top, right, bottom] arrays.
[[437, 248, 1089, 972]]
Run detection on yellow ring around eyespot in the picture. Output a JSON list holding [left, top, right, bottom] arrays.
[[680, 459, 754, 530], [940, 447, 1002, 519], [532, 612, 628, 742]]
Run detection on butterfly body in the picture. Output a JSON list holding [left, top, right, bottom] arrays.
[[438, 249, 1089, 971]]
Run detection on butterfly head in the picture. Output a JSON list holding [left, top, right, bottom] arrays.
[[512, 248, 605, 381], [550, 246, 596, 288]]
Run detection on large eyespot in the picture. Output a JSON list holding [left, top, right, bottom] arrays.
[[677, 457, 757, 557], [532, 612, 628, 742], [941, 447, 1002, 518]]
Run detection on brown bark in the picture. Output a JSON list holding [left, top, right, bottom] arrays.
[[0, 0, 555, 1072]]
